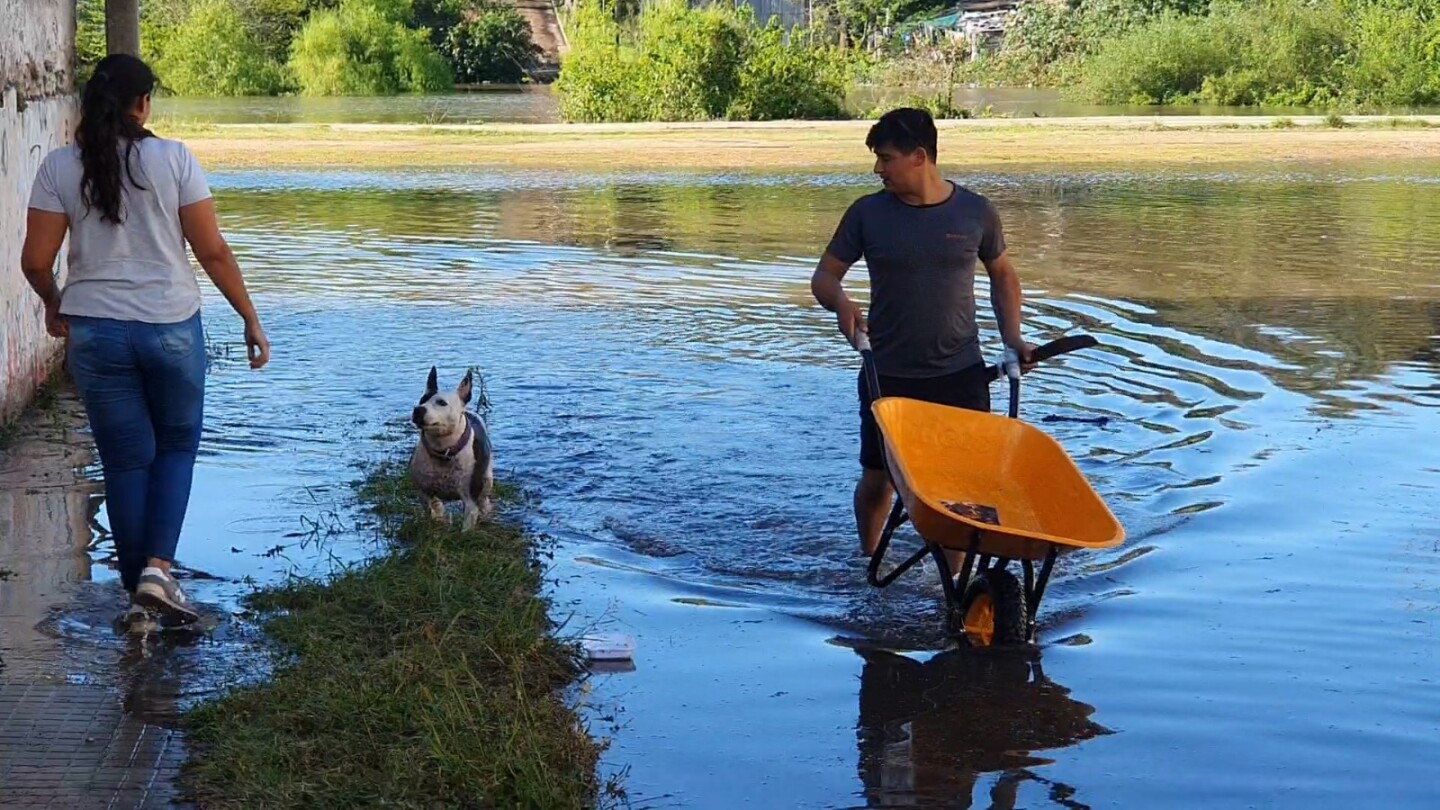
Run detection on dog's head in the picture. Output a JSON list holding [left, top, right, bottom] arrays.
[[412, 366, 472, 438]]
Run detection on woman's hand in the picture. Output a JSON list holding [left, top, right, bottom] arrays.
[[44, 298, 68, 339], [244, 317, 270, 369]]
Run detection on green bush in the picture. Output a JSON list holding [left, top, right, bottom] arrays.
[[288, 0, 454, 94], [555, 0, 852, 122], [1342, 1, 1440, 107], [1073, 10, 1237, 104], [1067, 0, 1440, 108], [154, 0, 290, 96], [444, 4, 543, 83], [728, 18, 850, 120]]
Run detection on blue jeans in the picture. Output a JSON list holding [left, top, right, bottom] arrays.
[[65, 313, 206, 594]]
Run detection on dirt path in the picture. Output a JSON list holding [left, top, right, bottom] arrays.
[[170, 116, 1440, 171], [512, 0, 566, 69]]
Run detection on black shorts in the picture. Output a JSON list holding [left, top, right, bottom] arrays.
[[858, 363, 991, 471]]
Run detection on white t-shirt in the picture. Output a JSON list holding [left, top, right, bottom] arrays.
[[28, 136, 212, 323]]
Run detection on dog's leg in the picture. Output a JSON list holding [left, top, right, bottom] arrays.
[[427, 496, 446, 522], [462, 499, 481, 531]]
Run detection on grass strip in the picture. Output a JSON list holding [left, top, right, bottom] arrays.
[[180, 455, 609, 809]]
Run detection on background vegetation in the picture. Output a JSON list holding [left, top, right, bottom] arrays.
[[77, 0, 543, 95], [77, 0, 1440, 113], [920, 0, 1440, 110], [554, 0, 854, 122]]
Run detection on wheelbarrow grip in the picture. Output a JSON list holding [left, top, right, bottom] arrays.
[[985, 333, 1099, 382]]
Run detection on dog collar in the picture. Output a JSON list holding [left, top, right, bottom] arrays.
[[426, 423, 473, 462]]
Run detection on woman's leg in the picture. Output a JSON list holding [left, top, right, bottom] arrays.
[[64, 317, 155, 595], [131, 312, 206, 622], [137, 312, 206, 567]]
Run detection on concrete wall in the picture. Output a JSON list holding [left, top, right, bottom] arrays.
[[1, 0, 77, 424]]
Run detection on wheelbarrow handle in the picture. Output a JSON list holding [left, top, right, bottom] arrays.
[[855, 331, 883, 405], [984, 333, 1099, 383]]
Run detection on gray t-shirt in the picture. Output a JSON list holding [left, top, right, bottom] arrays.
[[826, 181, 1007, 378], [28, 136, 212, 324]]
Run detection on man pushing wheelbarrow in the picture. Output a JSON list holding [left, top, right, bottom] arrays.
[[811, 108, 1124, 646]]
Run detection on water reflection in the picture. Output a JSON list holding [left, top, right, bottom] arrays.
[[855, 645, 1108, 809], [211, 169, 1440, 417]]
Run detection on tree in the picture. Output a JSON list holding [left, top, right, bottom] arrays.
[[106, 0, 142, 55]]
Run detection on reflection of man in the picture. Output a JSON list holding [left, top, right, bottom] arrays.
[[855, 645, 1107, 808], [810, 107, 1035, 565]]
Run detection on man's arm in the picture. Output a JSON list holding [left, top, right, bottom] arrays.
[[983, 251, 1033, 364], [811, 252, 866, 347]]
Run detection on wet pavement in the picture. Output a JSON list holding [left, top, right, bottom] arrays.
[[0, 387, 192, 809]]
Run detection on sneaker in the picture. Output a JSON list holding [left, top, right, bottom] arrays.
[[134, 566, 200, 625]]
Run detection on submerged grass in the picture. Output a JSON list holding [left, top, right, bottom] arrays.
[[180, 453, 609, 809]]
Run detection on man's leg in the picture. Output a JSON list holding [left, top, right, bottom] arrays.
[[856, 369, 893, 556], [855, 467, 893, 556]]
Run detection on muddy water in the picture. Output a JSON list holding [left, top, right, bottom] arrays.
[[31, 164, 1440, 806]]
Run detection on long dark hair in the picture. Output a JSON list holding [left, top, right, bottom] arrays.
[[77, 54, 157, 225]]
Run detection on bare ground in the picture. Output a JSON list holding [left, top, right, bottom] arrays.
[[162, 116, 1440, 172]]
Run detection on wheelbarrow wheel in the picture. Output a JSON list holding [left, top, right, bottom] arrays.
[[955, 568, 1029, 647]]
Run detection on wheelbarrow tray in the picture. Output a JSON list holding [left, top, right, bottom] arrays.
[[871, 396, 1125, 562]]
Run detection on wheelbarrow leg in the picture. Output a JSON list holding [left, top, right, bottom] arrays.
[[867, 495, 927, 588], [1019, 547, 1060, 642], [932, 532, 983, 610]]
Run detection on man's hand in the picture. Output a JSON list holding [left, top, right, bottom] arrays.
[[838, 301, 867, 349], [1013, 341, 1037, 374]]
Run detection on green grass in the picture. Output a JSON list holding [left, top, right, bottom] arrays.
[[179, 454, 612, 809]]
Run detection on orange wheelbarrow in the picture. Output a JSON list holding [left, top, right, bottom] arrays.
[[856, 332, 1125, 647]]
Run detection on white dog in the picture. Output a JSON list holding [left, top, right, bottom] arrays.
[[409, 367, 494, 530]]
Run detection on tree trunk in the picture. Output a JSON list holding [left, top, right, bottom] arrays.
[[105, 0, 141, 56]]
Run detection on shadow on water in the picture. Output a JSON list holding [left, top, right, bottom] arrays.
[[852, 644, 1108, 810]]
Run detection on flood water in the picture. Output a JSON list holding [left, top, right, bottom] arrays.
[[69, 163, 1440, 806]]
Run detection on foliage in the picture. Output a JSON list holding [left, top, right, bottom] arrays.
[[288, 0, 454, 95], [555, 0, 853, 122], [728, 19, 851, 120], [444, 4, 543, 83], [1070, 0, 1440, 108], [153, 0, 290, 95], [76, 0, 506, 96], [75, 0, 108, 78], [912, 0, 1440, 109]]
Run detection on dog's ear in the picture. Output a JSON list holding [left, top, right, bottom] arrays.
[[458, 370, 473, 405], [426, 366, 439, 396]]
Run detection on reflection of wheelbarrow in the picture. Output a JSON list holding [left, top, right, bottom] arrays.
[[855, 644, 1111, 806], [857, 333, 1125, 646]]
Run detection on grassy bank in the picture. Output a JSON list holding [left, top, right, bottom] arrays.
[[158, 116, 1440, 172], [180, 454, 608, 808]]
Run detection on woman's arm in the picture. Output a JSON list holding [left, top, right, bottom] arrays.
[[21, 209, 71, 337], [179, 198, 270, 368]]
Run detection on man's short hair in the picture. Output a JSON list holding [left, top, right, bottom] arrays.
[[866, 107, 938, 163]]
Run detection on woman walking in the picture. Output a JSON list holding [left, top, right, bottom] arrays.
[[20, 54, 270, 626]]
